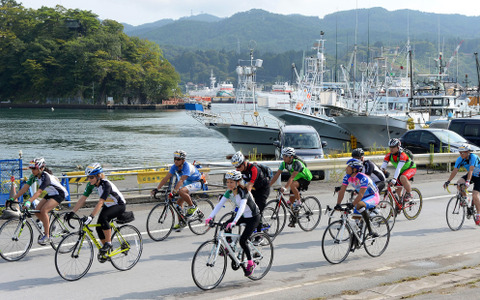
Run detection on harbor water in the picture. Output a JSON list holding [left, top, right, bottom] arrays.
[[0, 106, 238, 171]]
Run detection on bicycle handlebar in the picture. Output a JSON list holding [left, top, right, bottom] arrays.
[[446, 183, 469, 195], [325, 203, 353, 214]]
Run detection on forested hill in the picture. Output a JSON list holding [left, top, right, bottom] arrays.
[[124, 8, 480, 54]]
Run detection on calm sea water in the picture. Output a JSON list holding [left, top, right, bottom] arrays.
[[0, 106, 237, 171]]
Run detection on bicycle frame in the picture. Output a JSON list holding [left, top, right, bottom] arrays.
[[334, 209, 366, 246], [71, 222, 129, 258], [384, 184, 406, 209]]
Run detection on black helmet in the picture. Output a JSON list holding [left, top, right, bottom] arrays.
[[352, 148, 364, 159]]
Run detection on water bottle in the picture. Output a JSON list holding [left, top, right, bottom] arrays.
[[36, 219, 44, 233]]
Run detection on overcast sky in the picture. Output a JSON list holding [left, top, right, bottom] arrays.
[[18, 0, 480, 26]]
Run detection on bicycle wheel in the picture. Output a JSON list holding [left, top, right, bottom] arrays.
[[297, 196, 322, 231], [189, 199, 214, 235], [146, 203, 174, 241], [111, 224, 143, 271], [403, 188, 423, 220], [375, 200, 396, 231], [265, 200, 287, 234], [260, 206, 280, 239], [446, 196, 466, 231], [217, 212, 241, 236], [246, 232, 274, 281], [321, 220, 352, 264], [0, 219, 33, 262], [191, 240, 227, 290], [55, 232, 94, 281], [50, 212, 78, 250], [364, 216, 390, 257]]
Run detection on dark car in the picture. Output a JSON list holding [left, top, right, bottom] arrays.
[[448, 117, 480, 147], [400, 128, 480, 153]]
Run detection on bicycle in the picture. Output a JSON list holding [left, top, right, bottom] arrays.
[[383, 179, 423, 220], [0, 200, 76, 261], [322, 204, 390, 264], [264, 189, 322, 235], [54, 213, 143, 281], [329, 187, 396, 231], [146, 180, 214, 241], [445, 183, 478, 231], [191, 220, 274, 290]]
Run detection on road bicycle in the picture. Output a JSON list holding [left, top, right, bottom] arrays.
[[264, 189, 322, 235], [383, 179, 423, 220], [322, 204, 390, 264], [146, 177, 214, 241], [0, 200, 76, 261], [54, 213, 143, 281], [191, 221, 274, 290], [329, 187, 396, 230], [445, 183, 478, 231]]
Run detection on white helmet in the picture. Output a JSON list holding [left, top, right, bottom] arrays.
[[281, 147, 295, 157], [225, 170, 242, 181], [389, 138, 401, 147], [458, 144, 472, 152], [231, 151, 245, 167], [85, 163, 103, 176], [173, 150, 187, 159], [29, 158, 46, 169]]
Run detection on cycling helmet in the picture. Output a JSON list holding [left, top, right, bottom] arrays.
[[85, 163, 103, 176], [458, 144, 472, 152], [389, 138, 401, 147], [29, 158, 46, 169], [346, 158, 363, 171], [225, 170, 242, 181], [281, 147, 296, 157], [351, 148, 364, 159], [231, 151, 245, 167], [173, 150, 187, 159]]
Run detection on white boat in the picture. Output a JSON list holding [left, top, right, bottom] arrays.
[[257, 82, 294, 108]]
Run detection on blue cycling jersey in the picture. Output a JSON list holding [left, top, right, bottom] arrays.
[[169, 161, 201, 183], [342, 172, 379, 198], [455, 153, 480, 177]]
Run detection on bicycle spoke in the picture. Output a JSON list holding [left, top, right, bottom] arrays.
[[322, 220, 352, 264], [246, 233, 273, 280], [111, 224, 143, 271], [0, 219, 33, 261], [189, 199, 214, 235], [297, 196, 322, 231], [146, 204, 174, 241], [446, 196, 466, 231], [191, 240, 227, 290], [55, 233, 94, 281], [364, 216, 390, 257]]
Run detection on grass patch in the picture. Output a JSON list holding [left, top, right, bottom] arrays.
[[341, 290, 359, 295], [400, 290, 433, 299]]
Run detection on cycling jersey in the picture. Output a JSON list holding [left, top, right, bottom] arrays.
[[169, 161, 201, 184], [341, 172, 379, 198], [363, 160, 386, 184], [209, 187, 260, 223], [26, 172, 68, 198], [381, 149, 416, 180], [242, 163, 269, 190], [83, 179, 126, 207], [455, 153, 480, 177], [279, 159, 313, 181]]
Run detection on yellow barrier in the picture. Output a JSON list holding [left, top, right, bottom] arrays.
[[65, 171, 87, 183], [136, 167, 211, 185]]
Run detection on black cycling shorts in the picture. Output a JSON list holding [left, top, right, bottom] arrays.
[[45, 194, 65, 204], [461, 174, 480, 192]]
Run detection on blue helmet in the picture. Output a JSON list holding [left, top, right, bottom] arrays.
[[85, 163, 103, 176], [346, 158, 363, 171]]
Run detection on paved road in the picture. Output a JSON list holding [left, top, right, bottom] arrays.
[[1, 168, 480, 299]]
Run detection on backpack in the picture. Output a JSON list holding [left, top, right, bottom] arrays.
[[253, 162, 273, 181]]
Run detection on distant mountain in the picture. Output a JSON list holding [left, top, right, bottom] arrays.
[[124, 8, 480, 54]]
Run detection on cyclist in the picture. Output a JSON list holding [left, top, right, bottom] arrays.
[[65, 163, 126, 255], [205, 170, 260, 277], [151, 150, 202, 231], [381, 138, 417, 202], [335, 158, 380, 237], [352, 148, 387, 192], [231, 151, 270, 234], [443, 144, 480, 225], [10, 158, 68, 245], [269, 147, 312, 227]]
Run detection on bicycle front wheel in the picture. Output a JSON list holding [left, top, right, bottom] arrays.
[[246, 232, 274, 281], [297, 196, 322, 231], [260, 206, 280, 240], [446, 196, 466, 231], [111, 224, 143, 271], [50, 212, 78, 250], [146, 203, 174, 241], [322, 220, 352, 264], [189, 199, 214, 235], [375, 200, 396, 231], [403, 188, 423, 220], [55, 232, 94, 281], [364, 216, 390, 257], [0, 219, 33, 262], [191, 240, 227, 290], [265, 200, 287, 234]]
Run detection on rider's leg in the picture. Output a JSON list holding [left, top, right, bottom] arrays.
[[36, 198, 57, 237], [252, 188, 268, 233], [290, 181, 301, 203], [355, 201, 373, 233], [178, 187, 193, 206], [458, 176, 468, 197], [400, 174, 412, 194]]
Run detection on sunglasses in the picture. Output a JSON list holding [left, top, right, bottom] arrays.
[[174, 158, 183, 161], [87, 175, 96, 179]]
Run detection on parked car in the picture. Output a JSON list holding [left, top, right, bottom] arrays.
[[400, 128, 480, 153], [448, 117, 480, 147], [273, 125, 327, 180]]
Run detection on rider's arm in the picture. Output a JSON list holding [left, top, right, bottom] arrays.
[[466, 165, 474, 182], [380, 160, 388, 171], [284, 171, 299, 191], [233, 197, 247, 224], [208, 193, 229, 219], [90, 198, 105, 218], [246, 166, 258, 192], [336, 184, 347, 205], [12, 183, 30, 199], [269, 169, 282, 187], [446, 168, 459, 182], [353, 187, 367, 206], [155, 172, 172, 190], [393, 161, 406, 179], [72, 195, 88, 213]]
